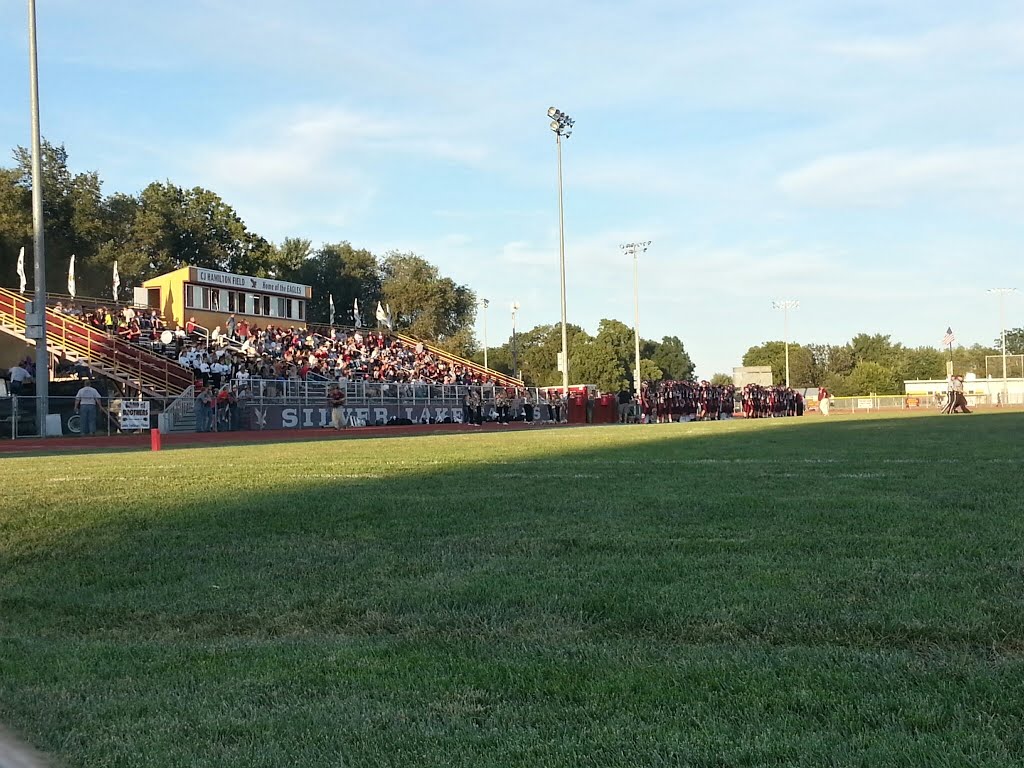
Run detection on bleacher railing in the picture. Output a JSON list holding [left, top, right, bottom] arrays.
[[237, 378, 546, 406], [306, 322, 524, 388], [0, 287, 193, 397]]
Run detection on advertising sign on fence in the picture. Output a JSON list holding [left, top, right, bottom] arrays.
[[120, 401, 151, 430], [248, 404, 557, 430], [857, 398, 874, 410]]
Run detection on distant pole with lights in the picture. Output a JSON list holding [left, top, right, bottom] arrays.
[[511, 301, 521, 378], [621, 241, 650, 397], [772, 299, 799, 387], [988, 288, 1017, 406], [548, 106, 574, 394], [479, 297, 489, 370]]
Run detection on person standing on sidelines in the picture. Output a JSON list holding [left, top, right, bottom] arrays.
[[74, 380, 103, 436], [328, 383, 347, 430], [818, 386, 831, 416]]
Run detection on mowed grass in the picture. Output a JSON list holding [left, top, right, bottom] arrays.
[[2, 412, 1023, 767]]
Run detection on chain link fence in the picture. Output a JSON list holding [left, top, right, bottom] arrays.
[[0, 394, 170, 439]]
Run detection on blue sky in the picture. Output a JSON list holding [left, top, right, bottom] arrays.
[[2, 0, 1022, 377]]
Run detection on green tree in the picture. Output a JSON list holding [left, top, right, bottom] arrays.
[[569, 339, 627, 393], [268, 237, 313, 281], [952, 344, 1001, 377], [379, 251, 476, 343], [897, 346, 946, 382], [836, 361, 903, 396], [650, 335, 695, 381], [638, 358, 663, 383], [742, 341, 814, 386], [299, 242, 380, 326], [997, 328, 1024, 356], [121, 182, 273, 287], [710, 372, 733, 387], [3, 141, 118, 295], [515, 322, 589, 386], [850, 333, 903, 369]]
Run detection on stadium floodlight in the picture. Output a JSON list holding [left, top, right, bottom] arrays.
[[988, 288, 1017, 406], [772, 299, 800, 387], [621, 241, 651, 397], [547, 106, 574, 394]]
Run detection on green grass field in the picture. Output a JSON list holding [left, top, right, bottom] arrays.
[[2, 412, 1023, 767]]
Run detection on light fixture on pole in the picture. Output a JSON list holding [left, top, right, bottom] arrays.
[[621, 241, 650, 397], [548, 106, 574, 395], [988, 288, 1017, 406], [511, 301, 520, 378], [27, 0, 49, 436], [772, 299, 799, 387], [479, 298, 489, 371]]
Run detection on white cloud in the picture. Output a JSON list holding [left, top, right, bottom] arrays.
[[778, 147, 1024, 207]]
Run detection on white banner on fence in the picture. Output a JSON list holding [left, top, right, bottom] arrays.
[[120, 401, 151, 430], [856, 398, 874, 410]]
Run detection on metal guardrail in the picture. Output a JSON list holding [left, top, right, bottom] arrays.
[[160, 385, 195, 433]]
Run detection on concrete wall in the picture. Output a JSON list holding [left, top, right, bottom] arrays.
[[0, 332, 31, 370]]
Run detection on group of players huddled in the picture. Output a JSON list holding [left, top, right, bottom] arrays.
[[640, 380, 735, 422], [634, 380, 806, 422], [739, 383, 805, 418]]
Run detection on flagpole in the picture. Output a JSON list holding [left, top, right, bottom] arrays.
[[28, 0, 49, 436]]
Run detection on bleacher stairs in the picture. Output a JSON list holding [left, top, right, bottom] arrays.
[[0, 286, 193, 398]]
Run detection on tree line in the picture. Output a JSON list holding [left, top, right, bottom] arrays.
[[0, 141, 697, 389], [740, 332, 1023, 395], [471, 319, 695, 393]]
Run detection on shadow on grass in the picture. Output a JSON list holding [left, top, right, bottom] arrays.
[[2, 411, 1024, 767]]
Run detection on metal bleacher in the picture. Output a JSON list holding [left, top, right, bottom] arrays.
[[0, 287, 193, 398], [306, 323, 523, 388]]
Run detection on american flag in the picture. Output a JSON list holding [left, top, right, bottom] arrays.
[[941, 327, 956, 347]]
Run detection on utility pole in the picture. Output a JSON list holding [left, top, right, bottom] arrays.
[[27, 0, 49, 435]]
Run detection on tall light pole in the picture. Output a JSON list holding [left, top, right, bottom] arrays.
[[27, 0, 49, 435], [621, 241, 650, 397], [511, 301, 520, 378], [479, 298, 489, 370], [772, 299, 799, 387], [988, 288, 1017, 406], [548, 106, 573, 394]]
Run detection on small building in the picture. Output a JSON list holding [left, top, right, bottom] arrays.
[[732, 366, 773, 388], [141, 266, 312, 333]]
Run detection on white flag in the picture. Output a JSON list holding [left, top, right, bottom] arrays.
[[329, 294, 335, 325], [385, 303, 393, 330], [68, 254, 76, 298], [353, 297, 361, 328], [16, 247, 26, 294], [375, 301, 387, 326], [112, 261, 121, 302]]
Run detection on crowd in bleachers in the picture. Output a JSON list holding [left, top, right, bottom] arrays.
[[177, 323, 502, 388], [53, 302, 167, 345]]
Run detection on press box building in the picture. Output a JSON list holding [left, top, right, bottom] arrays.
[[140, 266, 312, 333]]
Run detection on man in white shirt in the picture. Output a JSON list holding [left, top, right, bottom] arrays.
[[8, 365, 32, 395], [74, 380, 103, 435]]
